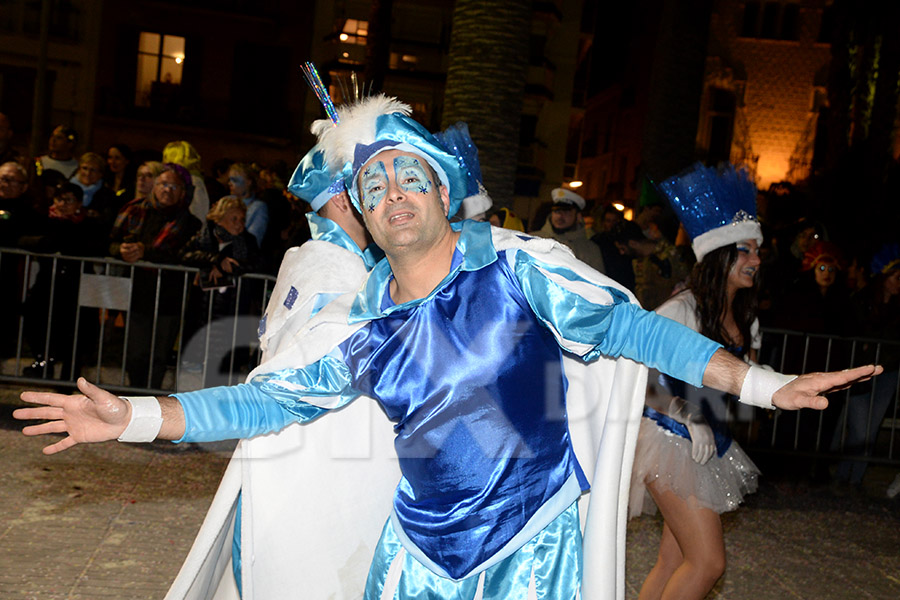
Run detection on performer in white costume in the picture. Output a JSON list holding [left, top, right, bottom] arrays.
[[15, 102, 880, 600], [165, 142, 389, 600], [630, 163, 769, 600]]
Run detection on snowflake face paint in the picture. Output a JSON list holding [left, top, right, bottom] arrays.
[[394, 155, 432, 196], [361, 160, 389, 212]]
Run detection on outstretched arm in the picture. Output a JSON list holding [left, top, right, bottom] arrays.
[[13, 377, 185, 455], [702, 348, 882, 410]]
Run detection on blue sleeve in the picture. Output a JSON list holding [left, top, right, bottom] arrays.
[[511, 250, 721, 387], [174, 354, 357, 442]]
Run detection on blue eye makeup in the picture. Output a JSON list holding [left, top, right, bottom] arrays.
[[736, 244, 759, 256], [361, 161, 388, 212], [394, 156, 432, 195]]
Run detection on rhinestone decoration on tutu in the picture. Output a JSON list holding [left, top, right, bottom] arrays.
[[629, 418, 760, 518], [657, 162, 762, 262]]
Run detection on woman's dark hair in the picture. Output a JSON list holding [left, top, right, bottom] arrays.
[[689, 243, 758, 357]]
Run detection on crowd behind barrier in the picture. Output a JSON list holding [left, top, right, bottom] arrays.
[[1, 246, 897, 476], [0, 246, 276, 395], [1, 118, 898, 496]]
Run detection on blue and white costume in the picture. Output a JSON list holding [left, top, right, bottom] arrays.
[[629, 290, 761, 518], [166, 147, 387, 600], [167, 221, 722, 599]]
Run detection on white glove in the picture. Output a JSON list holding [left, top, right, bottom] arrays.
[[670, 397, 716, 465]]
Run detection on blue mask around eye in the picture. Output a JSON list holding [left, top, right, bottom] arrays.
[[361, 161, 388, 212], [394, 155, 432, 196]]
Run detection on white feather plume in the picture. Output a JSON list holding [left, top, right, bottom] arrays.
[[311, 94, 412, 170]]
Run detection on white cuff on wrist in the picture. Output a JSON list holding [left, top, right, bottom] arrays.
[[739, 365, 797, 409], [117, 396, 163, 442]]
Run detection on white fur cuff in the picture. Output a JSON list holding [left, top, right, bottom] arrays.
[[117, 396, 163, 442], [739, 365, 796, 409]]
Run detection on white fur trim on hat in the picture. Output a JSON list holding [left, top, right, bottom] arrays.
[[551, 187, 585, 210], [692, 220, 763, 262], [459, 184, 493, 220]]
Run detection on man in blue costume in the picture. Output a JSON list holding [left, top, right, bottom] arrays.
[[15, 97, 880, 599], [169, 113, 496, 599]]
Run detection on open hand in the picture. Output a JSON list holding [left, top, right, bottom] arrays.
[[772, 365, 882, 410], [13, 378, 131, 454]]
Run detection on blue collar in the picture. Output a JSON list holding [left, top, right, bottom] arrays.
[[349, 219, 496, 323], [306, 211, 382, 270]]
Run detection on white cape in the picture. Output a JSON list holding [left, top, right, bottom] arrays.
[[165, 227, 647, 600]]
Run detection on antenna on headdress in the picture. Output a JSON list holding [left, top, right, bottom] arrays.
[[300, 61, 340, 125]]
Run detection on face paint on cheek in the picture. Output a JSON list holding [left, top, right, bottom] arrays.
[[361, 161, 388, 212], [394, 156, 432, 195]]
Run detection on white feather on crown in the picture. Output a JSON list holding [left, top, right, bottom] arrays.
[[310, 94, 412, 171]]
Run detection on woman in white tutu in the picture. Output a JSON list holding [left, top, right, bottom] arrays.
[[631, 163, 764, 600]]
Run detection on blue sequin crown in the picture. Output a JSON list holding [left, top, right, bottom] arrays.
[[657, 162, 761, 260], [658, 162, 757, 240]]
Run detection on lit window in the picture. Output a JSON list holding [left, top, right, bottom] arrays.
[[340, 19, 368, 45], [136, 32, 186, 107]]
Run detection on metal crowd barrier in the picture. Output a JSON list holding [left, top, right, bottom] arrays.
[[1, 246, 897, 468], [750, 328, 900, 468], [0, 247, 276, 396]]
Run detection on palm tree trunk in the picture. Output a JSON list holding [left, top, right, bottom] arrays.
[[442, 0, 531, 208]]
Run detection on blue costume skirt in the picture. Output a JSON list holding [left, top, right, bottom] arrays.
[[629, 414, 760, 518], [364, 501, 583, 600]]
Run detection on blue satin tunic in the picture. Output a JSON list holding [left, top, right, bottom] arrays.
[[339, 246, 587, 580]]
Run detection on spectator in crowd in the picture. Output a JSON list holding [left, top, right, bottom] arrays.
[[109, 163, 201, 389], [0, 160, 36, 242], [765, 217, 827, 312], [831, 243, 900, 495], [771, 241, 853, 485], [597, 202, 625, 234], [105, 143, 136, 202], [529, 187, 606, 273], [631, 204, 692, 310], [30, 168, 69, 216], [19, 183, 106, 379], [34, 125, 79, 179], [0, 161, 37, 354], [255, 160, 293, 271], [844, 248, 869, 295], [227, 162, 268, 248], [631, 163, 765, 600], [0, 112, 23, 166], [182, 195, 264, 286], [777, 241, 852, 336], [134, 161, 165, 201], [69, 152, 119, 232], [180, 196, 264, 387], [601, 218, 646, 292], [487, 206, 525, 231], [205, 157, 233, 205], [163, 140, 210, 223]]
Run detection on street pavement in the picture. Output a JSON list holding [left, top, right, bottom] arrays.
[[2, 384, 898, 599]]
